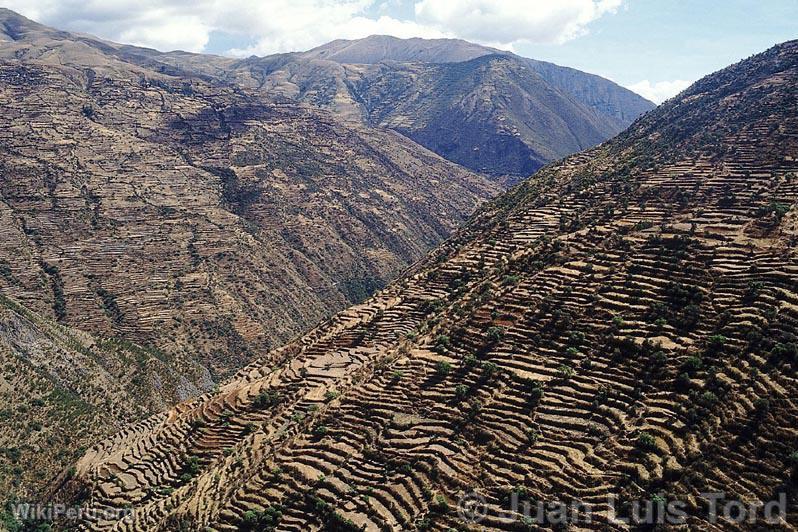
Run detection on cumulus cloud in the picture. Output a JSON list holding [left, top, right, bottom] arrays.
[[4, 0, 622, 54], [228, 12, 450, 57], [627, 79, 692, 103], [4, 0, 215, 52], [414, 0, 622, 47]]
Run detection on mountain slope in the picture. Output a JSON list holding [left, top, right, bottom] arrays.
[[0, 8, 500, 491], [0, 293, 182, 499], [225, 36, 654, 180], [55, 41, 798, 530], [349, 54, 626, 177]]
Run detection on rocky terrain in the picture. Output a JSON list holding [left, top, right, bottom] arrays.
[[220, 35, 654, 180], [0, 9, 500, 503], [0, 9, 499, 380], [52, 40, 798, 531]]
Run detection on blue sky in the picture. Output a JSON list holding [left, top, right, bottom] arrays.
[[512, 1, 798, 101], [7, 1, 798, 102]]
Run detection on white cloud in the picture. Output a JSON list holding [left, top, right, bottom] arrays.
[[627, 79, 692, 103], [4, 0, 216, 52], [3, 0, 622, 55], [415, 0, 622, 47], [229, 13, 449, 57]]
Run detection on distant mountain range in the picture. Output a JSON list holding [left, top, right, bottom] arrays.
[[0, 10, 653, 180], [147, 34, 656, 180]]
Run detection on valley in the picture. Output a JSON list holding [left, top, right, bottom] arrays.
[[47, 38, 798, 531]]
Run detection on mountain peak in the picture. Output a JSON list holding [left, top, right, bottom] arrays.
[[0, 8, 58, 41], [302, 34, 502, 64]]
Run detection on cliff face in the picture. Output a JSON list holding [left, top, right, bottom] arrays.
[[56, 41, 798, 530]]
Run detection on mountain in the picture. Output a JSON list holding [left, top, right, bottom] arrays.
[[306, 35, 652, 126], [0, 8, 500, 500], [51, 40, 798, 530], [224, 36, 654, 180], [0, 10, 653, 181], [303, 35, 500, 64]]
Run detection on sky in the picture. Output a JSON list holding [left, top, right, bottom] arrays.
[[5, 0, 797, 103]]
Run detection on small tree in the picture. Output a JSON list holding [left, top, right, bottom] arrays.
[[433, 335, 450, 354], [486, 326, 505, 343]]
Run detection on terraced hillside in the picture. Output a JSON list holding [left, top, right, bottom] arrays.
[[54, 41, 798, 530], [0, 9, 498, 385]]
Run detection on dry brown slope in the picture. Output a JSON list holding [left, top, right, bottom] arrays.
[[54, 40, 798, 531], [0, 11, 498, 385], [227, 48, 654, 179], [0, 293, 187, 500]]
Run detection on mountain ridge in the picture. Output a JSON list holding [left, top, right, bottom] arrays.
[[0, 9, 654, 181], [229, 40, 654, 179]]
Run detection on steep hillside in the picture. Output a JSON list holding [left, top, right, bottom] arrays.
[[348, 55, 625, 178], [298, 35, 654, 126], [0, 293, 181, 500], [0, 10, 497, 385], [54, 41, 798, 531], [225, 36, 654, 180]]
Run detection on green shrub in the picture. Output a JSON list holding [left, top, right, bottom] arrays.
[[652, 351, 668, 366], [675, 372, 692, 389], [706, 334, 728, 351], [454, 384, 469, 400], [430, 494, 449, 513], [557, 364, 575, 379], [481, 361, 498, 377], [682, 356, 703, 374], [241, 505, 284, 531], [433, 335, 450, 354], [184, 456, 201, 476], [637, 432, 656, 451], [486, 326, 505, 343], [324, 390, 340, 402], [568, 331, 585, 346], [698, 391, 718, 407], [435, 360, 452, 376], [253, 390, 280, 409]]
